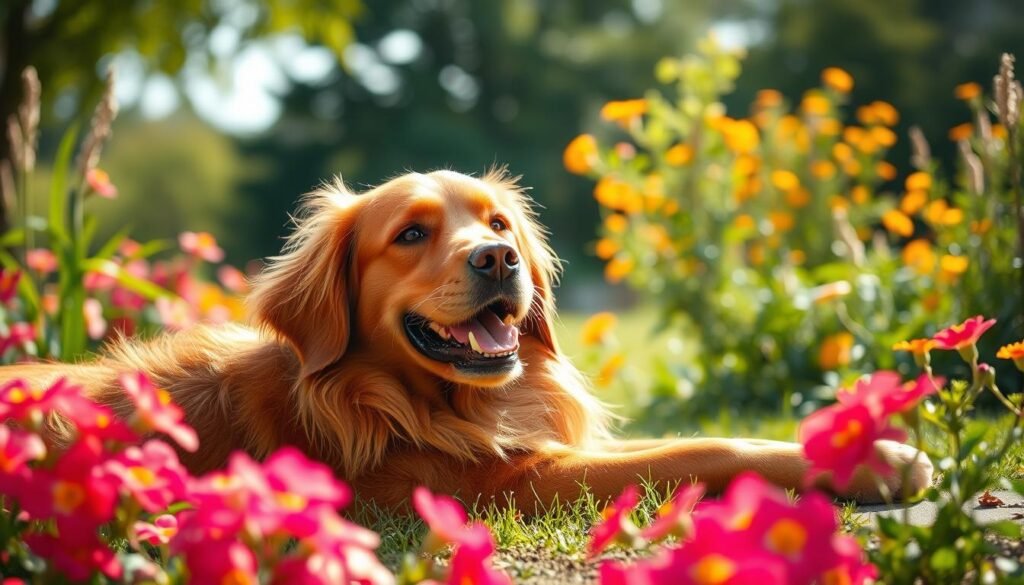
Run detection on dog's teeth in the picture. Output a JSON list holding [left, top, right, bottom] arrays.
[[468, 331, 483, 353], [503, 315, 514, 326]]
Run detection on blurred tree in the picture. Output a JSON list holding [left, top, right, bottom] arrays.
[[0, 0, 361, 230]]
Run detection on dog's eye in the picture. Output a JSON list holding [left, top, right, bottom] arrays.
[[490, 218, 508, 232], [396, 226, 427, 244]]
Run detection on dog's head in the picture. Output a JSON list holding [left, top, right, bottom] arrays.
[[249, 169, 560, 387]]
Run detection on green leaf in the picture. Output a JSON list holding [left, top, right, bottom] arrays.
[[959, 421, 990, 460], [0, 250, 39, 318], [988, 520, 1023, 540], [82, 258, 172, 300], [93, 225, 132, 261], [929, 547, 957, 572], [0, 228, 25, 247], [48, 124, 80, 249]]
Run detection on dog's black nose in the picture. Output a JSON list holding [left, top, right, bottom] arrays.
[[468, 243, 519, 282]]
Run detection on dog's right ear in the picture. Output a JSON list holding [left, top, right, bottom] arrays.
[[248, 181, 360, 379]]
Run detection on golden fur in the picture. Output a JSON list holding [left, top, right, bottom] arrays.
[[0, 169, 931, 508]]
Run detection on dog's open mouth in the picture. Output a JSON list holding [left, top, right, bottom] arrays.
[[403, 300, 521, 374]]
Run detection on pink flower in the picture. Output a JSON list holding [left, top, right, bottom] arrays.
[[0, 269, 21, 305], [0, 425, 46, 496], [932, 315, 996, 350], [0, 377, 74, 422], [589, 485, 640, 556], [155, 296, 198, 331], [820, 534, 879, 585], [271, 553, 349, 585], [307, 507, 393, 585], [104, 440, 189, 512], [119, 371, 198, 452], [218, 265, 249, 293], [24, 533, 122, 582], [747, 491, 840, 583], [799, 401, 905, 490], [55, 392, 137, 443], [837, 371, 943, 418], [413, 486, 469, 543], [0, 322, 35, 356], [134, 513, 179, 545], [86, 168, 118, 199], [446, 523, 511, 585], [639, 483, 705, 542], [181, 538, 258, 585], [83, 297, 107, 340], [25, 248, 57, 274], [179, 231, 225, 263]]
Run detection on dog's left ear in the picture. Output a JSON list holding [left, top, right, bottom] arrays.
[[248, 181, 360, 379], [486, 169, 562, 354]]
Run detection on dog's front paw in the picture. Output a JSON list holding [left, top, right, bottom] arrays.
[[875, 440, 933, 499]]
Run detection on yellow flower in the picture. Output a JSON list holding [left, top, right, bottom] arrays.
[[882, 209, 914, 237], [769, 211, 795, 232], [581, 312, 617, 346], [869, 101, 899, 126], [604, 257, 635, 283], [600, 99, 647, 124], [785, 188, 811, 207], [811, 160, 836, 180], [832, 142, 853, 162], [564, 134, 599, 175], [819, 332, 855, 370], [905, 171, 932, 191], [721, 118, 760, 154], [816, 118, 842, 136], [604, 214, 628, 234], [734, 154, 760, 176], [842, 158, 863, 177], [954, 82, 982, 101], [595, 238, 618, 260], [733, 176, 762, 204], [596, 353, 626, 386], [997, 341, 1024, 371], [939, 255, 969, 282], [923, 200, 962, 226], [771, 169, 800, 191], [666, 144, 694, 166], [900, 190, 928, 215], [948, 123, 973, 142], [822, 67, 854, 93], [993, 124, 1008, 139], [801, 92, 831, 116], [901, 239, 936, 275], [829, 195, 849, 210], [875, 161, 897, 181]]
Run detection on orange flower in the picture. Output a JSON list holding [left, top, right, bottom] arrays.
[[997, 341, 1024, 370], [596, 353, 626, 386], [771, 170, 800, 191], [901, 239, 936, 275], [595, 238, 618, 260], [900, 190, 928, 215], [720, 119, 760, 154], [604, 214, 628, 234], [850, 185, 870, 204], [882, 210, 914, 237], [564, 134, 599, 175], [811, 160, 836, 180], [769, 211, 795, 232], [948, 123, 973, 142], [665, 144, 694, 166], [875, 161, 897, 181], [604, 257, 634, 283], [970, 219, 993, 235], [862, 101, 899, 126], [832, 142, 853, 162], [733, 154, 760, 176], [954, 82, 982, 101], [893, 338, 936, 355], [869, 126, 897, 147], [785, 187, 811, 208], [733, 214, 756, 231], [905, 171, 932, 191], [581, 312, 618, 346], [819, 332, 855, 370], [756, 89, 784, 108], [594, 178, 643, 213], [601, 99, 647, 124], [789, 250, 806, 265], [822, 67, 854, 93]]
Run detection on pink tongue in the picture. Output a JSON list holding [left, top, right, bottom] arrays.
[[448, 311, 520, 353]]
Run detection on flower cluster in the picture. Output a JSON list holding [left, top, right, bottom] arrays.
[[0, 374, 512, 584], [594, 475, 874, 585]]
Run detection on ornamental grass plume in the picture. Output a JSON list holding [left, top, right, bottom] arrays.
[[75, 68, 119, 181]]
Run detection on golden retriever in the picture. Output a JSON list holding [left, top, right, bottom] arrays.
[[1, 169, 931, 508]]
